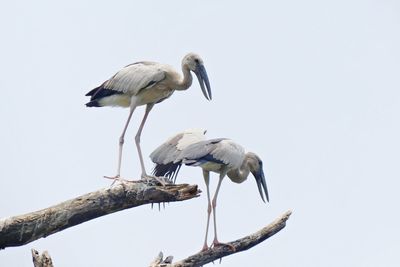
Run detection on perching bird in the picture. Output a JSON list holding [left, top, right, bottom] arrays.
[[85, 53, 212, 180], [150, 135, 269, 251]]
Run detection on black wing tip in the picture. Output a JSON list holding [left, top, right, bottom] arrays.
[[85, 85, 123, 101], [152, 162, 182, 183], [85, 87, 99, 97], [85, 101, 100, 107]]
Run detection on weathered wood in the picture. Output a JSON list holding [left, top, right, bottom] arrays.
[[151, 210, 292, 267], [31, 249, 54, 267], [150, 252, 174, 267], [0, 181, 200, 249]]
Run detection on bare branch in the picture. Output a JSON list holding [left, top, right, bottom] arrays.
[[0, 181, 200, 249], [25, 210, 291, 266], [151, 210, 292, 267], [150, 252, 174, 267], [31, 249, 54, 267]]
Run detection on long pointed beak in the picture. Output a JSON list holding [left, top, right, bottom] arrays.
[[195, 64, 212, 100], [254, 168, 269, 203]]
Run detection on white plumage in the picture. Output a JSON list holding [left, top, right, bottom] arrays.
[[150, 131, 269, 250], [104, 63, 166, 95], [176, 128, 207, 151], [86, 54, 212, 180]]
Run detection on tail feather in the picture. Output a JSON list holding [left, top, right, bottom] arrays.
[[152, 162, 182, 183]]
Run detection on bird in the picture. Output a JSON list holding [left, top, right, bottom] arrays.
[[150, 134, 269, 251], [85, 53, 212, 180]]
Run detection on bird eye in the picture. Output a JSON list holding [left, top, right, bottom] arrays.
[[194, 59, 200, 64]]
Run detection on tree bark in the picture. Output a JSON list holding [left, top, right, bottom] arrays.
[[0, 181, 200, 249], [31, 249, 54, 267], [150, 210, 292, 267], [28, 210, 292, 267]]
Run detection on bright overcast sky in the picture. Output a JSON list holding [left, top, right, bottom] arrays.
[[1, 1, 399, 266]]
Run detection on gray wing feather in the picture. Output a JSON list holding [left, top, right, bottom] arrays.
[[179, 139, 245, 169], [177, 138, 227, 162], [210, 139, 245, 169], [150, 133, 185, 165], [150, 129, 206, 165], [104, 62, 166, 95]]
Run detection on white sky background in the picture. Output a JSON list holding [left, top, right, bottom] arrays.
[[0, 0, 399, 266]]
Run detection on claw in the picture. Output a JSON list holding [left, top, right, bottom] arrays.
[[211, 241, 235, 251], [141, 174, 171, 186], [103, 175, 130, 186], [200, 244, 209, 252]]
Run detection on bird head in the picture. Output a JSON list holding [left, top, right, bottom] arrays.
[[183, 53, 212, 101], [247, 152, 269, 203]]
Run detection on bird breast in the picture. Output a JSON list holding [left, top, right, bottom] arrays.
[[135, 85, 175, 105], [198, 162, 225, 173]]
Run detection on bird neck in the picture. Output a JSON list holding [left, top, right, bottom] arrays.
[[227, 157, 250, 184], [176, 65, 193, 90]]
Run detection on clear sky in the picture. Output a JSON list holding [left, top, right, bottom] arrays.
[[1, 0, 399, 266]]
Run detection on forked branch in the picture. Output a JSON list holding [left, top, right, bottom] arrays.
[[150, 210, 292, 267]]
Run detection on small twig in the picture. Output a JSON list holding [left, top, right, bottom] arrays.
[[31, 249, 54, 267], [152, 210, 292, 267], [0, 181, 200, 249], [149, 252, 174, 267]]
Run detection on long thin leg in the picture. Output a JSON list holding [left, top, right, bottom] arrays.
[[135, 103, 154, 178], [105, 100, 138, 179], [211, 171, 225, 245], [202, 170, 212, 251], [210, 170, 235, 251]]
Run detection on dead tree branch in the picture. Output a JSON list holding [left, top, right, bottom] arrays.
[[0, 181, 200, 249], [31, 249, 54, 267], [151, 210, 292, 267]]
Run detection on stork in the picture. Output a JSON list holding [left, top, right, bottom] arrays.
[[150, 134, 269, 251], [85, 53, 212, 180]]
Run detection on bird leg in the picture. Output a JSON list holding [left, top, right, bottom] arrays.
[[135, 103, 154, 179], [211, 173, 224, 246], [210, 171, 235, 251], [104, 101, 137, 180], [201, 170, 212, 251]]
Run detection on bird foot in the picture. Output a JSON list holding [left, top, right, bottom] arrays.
[[211, 240, 236, 251], [141, 174, 171, 186], [103, 175, 131, 186], [200, 244, 210, 252]]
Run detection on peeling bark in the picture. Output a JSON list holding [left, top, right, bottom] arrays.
[[31, 249, 54, 267], [0, 181, 200, 249], [151, 210, 292, 267]]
